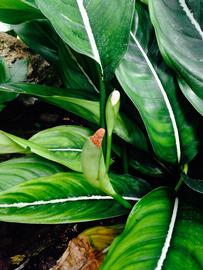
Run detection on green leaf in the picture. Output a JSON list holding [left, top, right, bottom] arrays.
[[178, 78, 203, 116], [101, 187, 203, 270], [59, 41, 99, 98], [0, 155, 64, 192], [81, 128, 131, 208], [35, 0, 134, 79], [129, 154, 166, 178], [182, 173, 203, 194], [0, 172, 149, 224], [13, 19, 59, 64], [112, 143, 166, 178], [0, 126, 92, 172], [0, 130, 26, 154], [0, 0, 43, 24], [0, 82, 100, 123], [149, 0, 203, 114], [0, 57, 27, 111], [0, 56, 10, 83], [116, 3, 199, 164], [0, 83, 149, 150]]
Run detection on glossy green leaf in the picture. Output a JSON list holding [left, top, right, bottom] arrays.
[[0, 0, 43, 24], [13, 19, 59, 64], [101, 187, 203, 270], [0, 172, 150, 224], [0, 155, 64, 192], [36, 0, 134, 79], [116, 3, 199, 164], [149, 0, 203, 114], [0, 126, 92, 172], [0, 83, 149, 150], [116, 4, 180, 164]]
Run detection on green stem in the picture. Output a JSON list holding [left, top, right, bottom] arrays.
[[100, 175, 131, 209], [175, 164, 188, 192], [106, 133, 112, 172], [113, 193, 132, 209], [122, 144, 128, 174], [99, 75, 106, 129], [97, 68, 106, 155]]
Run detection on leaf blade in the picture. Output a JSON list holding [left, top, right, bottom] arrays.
[[101, 187, 203, 270], [0, 172, 150, 224], [0, 126, 92, 172], [0, 155, 64, 192], [35, 0, 135, 78], [0, 0, 43, 24], [149, 0, 203, 113], [116, 5, 180, 164]]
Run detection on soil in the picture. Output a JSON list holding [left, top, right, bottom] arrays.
[[0, 33, 61, 86], [0, 33, 124, 269]]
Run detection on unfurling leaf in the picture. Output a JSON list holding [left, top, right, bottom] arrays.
[[81, 129, 131, 208], [106, 90, 120, 136]]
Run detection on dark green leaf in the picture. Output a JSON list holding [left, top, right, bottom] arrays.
[[0, 57, 16, 110], [59, 41, 99, 99], [13, 19, 59, 64], [182, 173, 203, 194], [116, 3, 199, 164], [178, 78, 203, 116], [0, 83, 149, 149], [0, 82, 100, 123], [0, 56, 10, 83], [149, 0, 203, 114], [116, 4, 180, 164], [36, 0, 134, 79], [0, 0, 43, 24]]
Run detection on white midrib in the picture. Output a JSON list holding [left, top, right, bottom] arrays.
[[48, 148, 82, 152], [0, 196, 140, 208], [179, 0, 203, 40], [130, 32, 181, 163], [155, 197, 179, 270], [77, 0, 103, 72]]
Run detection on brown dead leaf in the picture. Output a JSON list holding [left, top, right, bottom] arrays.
[[50, 225, 123, 270], [51, 236, 103, 270]]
